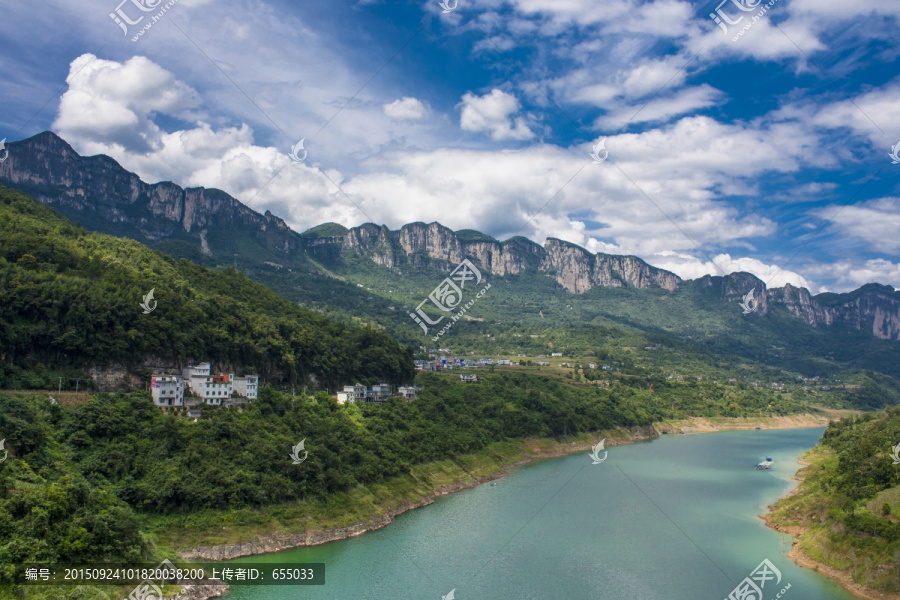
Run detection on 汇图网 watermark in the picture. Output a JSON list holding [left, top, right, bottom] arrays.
[[740, 289, 759, 315], [725, 558, 789, 600], [109, 0, 181, 42], [710, 0, 780, 42], [410, 259, 490, 341], [140, 289, 157, 314], [290, 439, 308, 464], [589, 439, 608, 464]]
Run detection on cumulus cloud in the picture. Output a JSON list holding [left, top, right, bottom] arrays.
[[383, 97, 429, 121], [53, 54, 199, 153], [647, 251, 817, 290], [459, 89, 535, 141], [813, 197, 900, 254], [803, 258, 900, 291]]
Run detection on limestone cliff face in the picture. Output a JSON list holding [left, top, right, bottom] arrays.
[[540, 238, 680, 293], [341, 226, 679, 292], [398, 222, 465, 264], [1, 132, 305, 262], [769, 283, 900, 340], [4, 132, 899, 341], [692, 274, 900, 341], [463, 236, 543, 276]]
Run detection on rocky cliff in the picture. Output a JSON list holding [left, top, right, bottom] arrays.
[[3, 131, 899, 341], [337, 222, 679, 292], [692, 273, 900, 340], [0, 132, 306, 265]]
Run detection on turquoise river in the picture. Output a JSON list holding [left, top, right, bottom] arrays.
[[221, 427, 858, 599]]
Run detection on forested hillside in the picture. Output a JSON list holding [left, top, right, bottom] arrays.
[[767, 407, 900, 593], [0, 185, 413, 389]]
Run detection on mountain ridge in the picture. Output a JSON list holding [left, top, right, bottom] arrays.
[[2, 131, 899, 341]]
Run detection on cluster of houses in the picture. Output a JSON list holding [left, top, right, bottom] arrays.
[[414, 355, 618, 372], [151, 364, 419, 411], [335, 383, 419, 404], [151, 362, 258, 408]]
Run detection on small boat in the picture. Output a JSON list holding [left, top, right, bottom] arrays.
[[755, 457, 774, 470]]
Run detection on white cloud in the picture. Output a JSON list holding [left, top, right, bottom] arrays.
[[648, 251, 817, 290], [383, 97, 429, 121], [594, 84, 723, 128], [802, 258, 900, 292], [813, 197, 900, 254], [53, 54, 199, 152], [459, 89, 535, 141]]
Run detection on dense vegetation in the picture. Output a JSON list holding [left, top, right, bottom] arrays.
[[0, 374, 638, 583], [767, 407, 900, 593], [0, 186, 413, 389], [263, 240, 900, 382]]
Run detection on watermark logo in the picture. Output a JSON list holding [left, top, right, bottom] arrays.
[[589, 138, 608, 163], [127, 559, 175, 600], [128, 583, 162, 600], [725, 558, 787, 600], [890, 141, 900, 164], [289, 139, 307, 163], [442, 589, 456, 600], [589, 438, 608, 464], [438, 0, 458, 13], [713, 0, 780, 41], [0, 139, 8, 163], [290, 439, 308, 464], [890, 442, 900, 465], [110, 0, 180, 41], [140, 288, 157, 314], [411, 259, 490, 340], [0, 439, 7, 464], [710, 0, 761, 33], [739, 289, 759, 315]]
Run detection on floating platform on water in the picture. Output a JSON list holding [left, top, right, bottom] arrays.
[[755, 457, 774, 470]]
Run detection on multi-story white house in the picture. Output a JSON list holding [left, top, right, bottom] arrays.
[[183, 363, 233, 406], [151, 376, 184, 407], [337, 383, 367, 404], [397, 386, 418, 401], [233, 375, 259, 400], [337, 383, 395, 404]]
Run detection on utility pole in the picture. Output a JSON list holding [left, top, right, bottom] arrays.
[[59, 377, 62, 394], [75, 379, 79, 393]]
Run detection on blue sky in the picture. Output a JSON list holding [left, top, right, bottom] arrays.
[[1, 0, 899, 293]]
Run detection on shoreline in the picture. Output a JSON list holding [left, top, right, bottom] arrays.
[[761, 451, 900, 600], [177, 412, 835, 562], [170, 411, 841, 600]]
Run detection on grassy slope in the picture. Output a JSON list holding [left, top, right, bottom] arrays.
[[766, 408, 900, 596]]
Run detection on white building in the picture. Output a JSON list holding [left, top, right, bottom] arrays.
[[497, 359, 512, 365], [337, 383, 367, 404], [233, 375, 259, 400], [151, 376, 184, 407], [183, 363, 233, 406], [397, 386, 418, 401]]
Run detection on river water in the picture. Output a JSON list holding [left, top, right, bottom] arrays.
[[222, 428, 857, 599]]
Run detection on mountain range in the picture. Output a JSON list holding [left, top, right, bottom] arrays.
[[2, 131, 899, 344]]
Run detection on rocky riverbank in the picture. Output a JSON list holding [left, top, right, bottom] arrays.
[[174, 411, 848, 600], [762, 450, 900, 600]]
